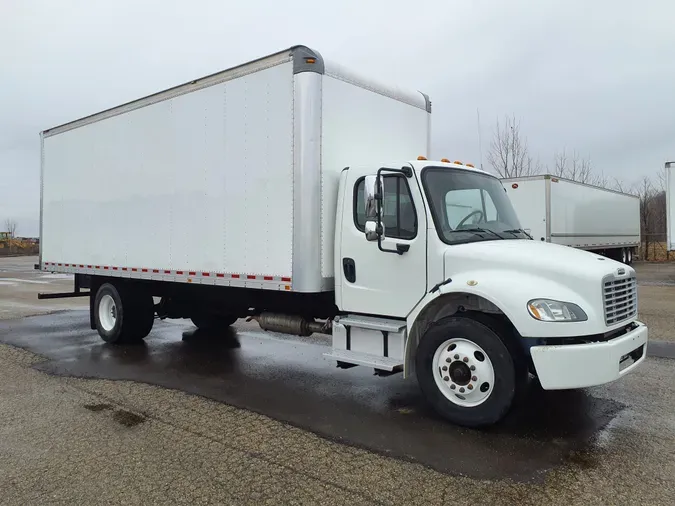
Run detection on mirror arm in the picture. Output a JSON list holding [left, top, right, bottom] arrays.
[[374, 166, 413, 255]]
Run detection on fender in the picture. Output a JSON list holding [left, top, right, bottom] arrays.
[[403, 269, 601, 378]]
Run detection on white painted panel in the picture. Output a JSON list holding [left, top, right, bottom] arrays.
[[42, 62, 294, 277], [549, 179, 640, 248], [503, 178, 547, 242], [320, 76, 430, 277], [668, 165, 675, 251]]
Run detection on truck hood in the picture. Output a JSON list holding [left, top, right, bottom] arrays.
[[443, 239, 631, 285]]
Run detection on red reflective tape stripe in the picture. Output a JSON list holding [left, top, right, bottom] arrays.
[[216, 273, 225, 278], [231, 274, 240, 279], [80, 265, 84, 268], [202, 272, 210, 276], [164, 270, 171, 274], [104, 266, 109, 270], [142, 268, 148, 272], [131, 268, 137, 272], [176, 271, 184, 275], [247, 275, 256, 280], [112, 267, 118, 270], [122, 267, 127, 271], [188, 271, 196, 276], [88, 265, 93, 268], [152, 269, 159, 273], [58, 263, 62, 266], [281, 277, 291, 282], [263, 276, 273, 281], [95, 266, 100, 269]]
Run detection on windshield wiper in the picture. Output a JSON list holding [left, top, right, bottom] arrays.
[[450, 228, 506, 240], [502, 228, 533, 239]]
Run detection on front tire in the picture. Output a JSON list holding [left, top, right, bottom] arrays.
[[415, 315, 522, 427]]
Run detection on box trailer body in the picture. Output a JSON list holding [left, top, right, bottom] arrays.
[[40, 46, 431, 294], [39, 46, 648, 428], [667, 162, 675, 251], [503, 175, 640, 263]]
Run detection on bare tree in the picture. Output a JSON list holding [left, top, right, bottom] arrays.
[[553, 148, 596, 184], [486, 115, 540, 178], [4, 219, 17, 238], [637, 177, 657, 259]]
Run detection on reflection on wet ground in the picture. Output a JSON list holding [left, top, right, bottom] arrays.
[[0, 310, 645, 482]]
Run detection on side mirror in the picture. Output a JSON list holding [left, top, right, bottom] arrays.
[[363, 175, 383, 241]]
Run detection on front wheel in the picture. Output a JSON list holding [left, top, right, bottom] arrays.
[[415, 316, 523, 427]]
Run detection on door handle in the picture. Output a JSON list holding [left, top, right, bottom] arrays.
[[343, 258, 356, 283]]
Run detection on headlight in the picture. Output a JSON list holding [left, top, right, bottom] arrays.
[[527, 299, 588, 322]]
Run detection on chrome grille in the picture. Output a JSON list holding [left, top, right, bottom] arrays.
[[603, 276, 637, 325]]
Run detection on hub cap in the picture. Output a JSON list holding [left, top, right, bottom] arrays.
[[98, 294, 117, 332], [432, 338, 495, 407]]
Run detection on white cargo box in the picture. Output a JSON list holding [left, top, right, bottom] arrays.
[[40, 46, 431, 292], [667, 163, 675, 251], [503, 175, 640, 250]]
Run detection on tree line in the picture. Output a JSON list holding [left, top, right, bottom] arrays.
[[486, 114, 669, 256]]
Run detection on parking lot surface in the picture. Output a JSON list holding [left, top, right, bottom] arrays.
[[1, 256, 674, 504]]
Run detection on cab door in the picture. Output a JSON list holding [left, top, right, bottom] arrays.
[[338, 168, 428, 317]]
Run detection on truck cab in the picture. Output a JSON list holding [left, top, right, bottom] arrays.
[[331, 158, 648, 426]]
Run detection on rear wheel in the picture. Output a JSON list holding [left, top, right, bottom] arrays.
[[627, 248, 633, 265], [416, 315, 524, 427], [94, 283, 154, 344], [620, 248, 628, 264]]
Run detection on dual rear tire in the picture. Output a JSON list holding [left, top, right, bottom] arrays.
[[94, 283, 154, 344]]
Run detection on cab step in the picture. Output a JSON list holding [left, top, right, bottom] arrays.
[[323, 349, 403, 372]]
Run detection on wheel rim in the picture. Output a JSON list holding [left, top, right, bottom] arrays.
[[99, 294, 117, 332], [622, 249, 627, 263], [432, 338, 495, 407], [627, 249, 632, 263]]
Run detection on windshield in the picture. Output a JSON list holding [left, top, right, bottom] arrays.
[[421, 167, 528, 244]]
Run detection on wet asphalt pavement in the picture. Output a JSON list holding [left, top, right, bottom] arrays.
[[2, 310, 671, 484]]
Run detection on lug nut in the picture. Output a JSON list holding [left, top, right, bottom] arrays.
[[450, 384, 456, 390], [470, 365, 476, 371], [442, 366, 448, 371], [446, 358, 451, 363], [443, 376, 449, 381], [472, 376, 477, 381], [463, 357, 469, 363], [454, 354, 459, 360], [468, 384, 473, 390], [459, 387, 465, 393]]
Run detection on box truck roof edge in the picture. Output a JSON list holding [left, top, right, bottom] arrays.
[[41, 45, 431, 138]]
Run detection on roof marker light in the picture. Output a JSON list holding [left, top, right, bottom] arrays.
[[417, 156, 427, 160]]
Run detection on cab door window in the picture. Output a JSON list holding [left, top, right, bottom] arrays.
[[354, 175, 417, 239]]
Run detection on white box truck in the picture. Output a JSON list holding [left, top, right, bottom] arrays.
[[38, 46, 648, 427], [503, 175, 640, 264]]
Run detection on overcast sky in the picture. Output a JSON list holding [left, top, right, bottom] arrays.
[[2, 0, 674, 236]]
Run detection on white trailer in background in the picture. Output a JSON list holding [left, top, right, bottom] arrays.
[[667, 161, 675, 251], [39, 46, 648, 428], [503, 175, 640, 264]]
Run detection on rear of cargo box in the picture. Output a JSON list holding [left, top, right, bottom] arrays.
[[40, 46, 431, 294], [502, 176, 548, 242], [548, 178, 640, 250]]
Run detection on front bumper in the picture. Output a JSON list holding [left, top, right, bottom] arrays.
[[531, 321, 648, 390]]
